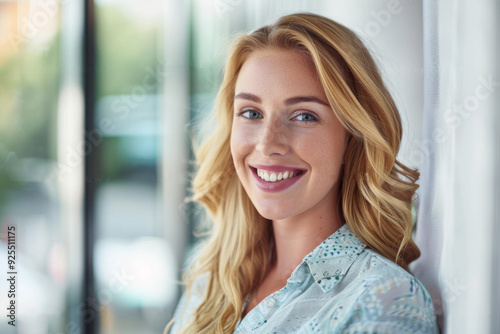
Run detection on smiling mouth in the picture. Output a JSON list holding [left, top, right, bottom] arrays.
[[251, 167, 305, 183]]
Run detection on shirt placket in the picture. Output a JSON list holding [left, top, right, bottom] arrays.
[[235, 263, 308, 333], [235, 291, 281, 333]]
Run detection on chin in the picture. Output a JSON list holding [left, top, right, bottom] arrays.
[[254, 205, 294, 221]]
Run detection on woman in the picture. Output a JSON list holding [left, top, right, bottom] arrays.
[[167, 13, 438, 333]]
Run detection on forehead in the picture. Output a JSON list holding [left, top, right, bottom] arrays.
[[235, 48, 326, 99]]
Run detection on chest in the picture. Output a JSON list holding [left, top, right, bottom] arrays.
[[242, 273, 288, 318], [236, 276, 354, 334]]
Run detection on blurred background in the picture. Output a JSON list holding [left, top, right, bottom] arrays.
[[0, 0, 498, 333]]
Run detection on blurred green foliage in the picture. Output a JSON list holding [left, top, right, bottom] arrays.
[[0, 32, 60, 206], [96, 6, 160, 98], [0, 5, 161, 206], [96, 6, 160, 181]]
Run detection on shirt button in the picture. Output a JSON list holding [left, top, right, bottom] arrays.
[[265, 297, 276, 308]]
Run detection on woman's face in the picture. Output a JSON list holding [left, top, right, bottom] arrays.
[[230, 48, 347, 222]]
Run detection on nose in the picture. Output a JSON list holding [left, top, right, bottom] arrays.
[[255, 118, 289, 157]]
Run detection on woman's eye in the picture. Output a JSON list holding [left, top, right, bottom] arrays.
[[239, 108, 263, 119], [293, 112, 318, 123]]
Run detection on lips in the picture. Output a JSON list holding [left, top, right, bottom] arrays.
[[250, 165, 306, 192]]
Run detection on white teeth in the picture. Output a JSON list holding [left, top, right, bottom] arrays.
[[255, 168, 301, 182]]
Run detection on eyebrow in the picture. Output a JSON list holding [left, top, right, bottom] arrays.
[[234, 92, 329, 106]]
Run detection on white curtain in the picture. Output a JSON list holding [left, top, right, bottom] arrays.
[[411, 0, 500, 333]]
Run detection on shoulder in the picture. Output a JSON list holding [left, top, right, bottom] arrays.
[[335, 249, 439, 333]]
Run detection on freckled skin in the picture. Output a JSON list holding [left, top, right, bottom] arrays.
[[230, 48, 347, 228]]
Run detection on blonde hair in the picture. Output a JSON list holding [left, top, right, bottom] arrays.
[[169, 12, 420, 333]]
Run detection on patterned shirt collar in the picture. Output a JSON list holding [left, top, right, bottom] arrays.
[[289, 224, 367, 293]]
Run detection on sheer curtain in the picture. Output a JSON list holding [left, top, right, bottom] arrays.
[[411, 0, 500, 333]]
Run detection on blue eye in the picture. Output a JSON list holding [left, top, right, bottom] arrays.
[[239, 108, 263, 119], [293, 112, 318, 123]]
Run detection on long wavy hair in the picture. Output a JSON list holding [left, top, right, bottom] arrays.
[[169, 12, 420, 333]]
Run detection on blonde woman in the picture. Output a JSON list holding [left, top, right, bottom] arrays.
[[167, 13, 438, 333]]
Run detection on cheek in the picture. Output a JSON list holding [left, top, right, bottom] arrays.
[[230, 124, 250, 168], [300, 131, 346, 176]]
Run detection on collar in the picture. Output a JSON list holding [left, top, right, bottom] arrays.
[[300, 224, 367, 292]]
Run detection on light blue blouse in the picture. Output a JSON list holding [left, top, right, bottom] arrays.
[[170, 224, 439, 333]]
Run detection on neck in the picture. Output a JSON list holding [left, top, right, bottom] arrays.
[[270, 189, 344, 280]]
